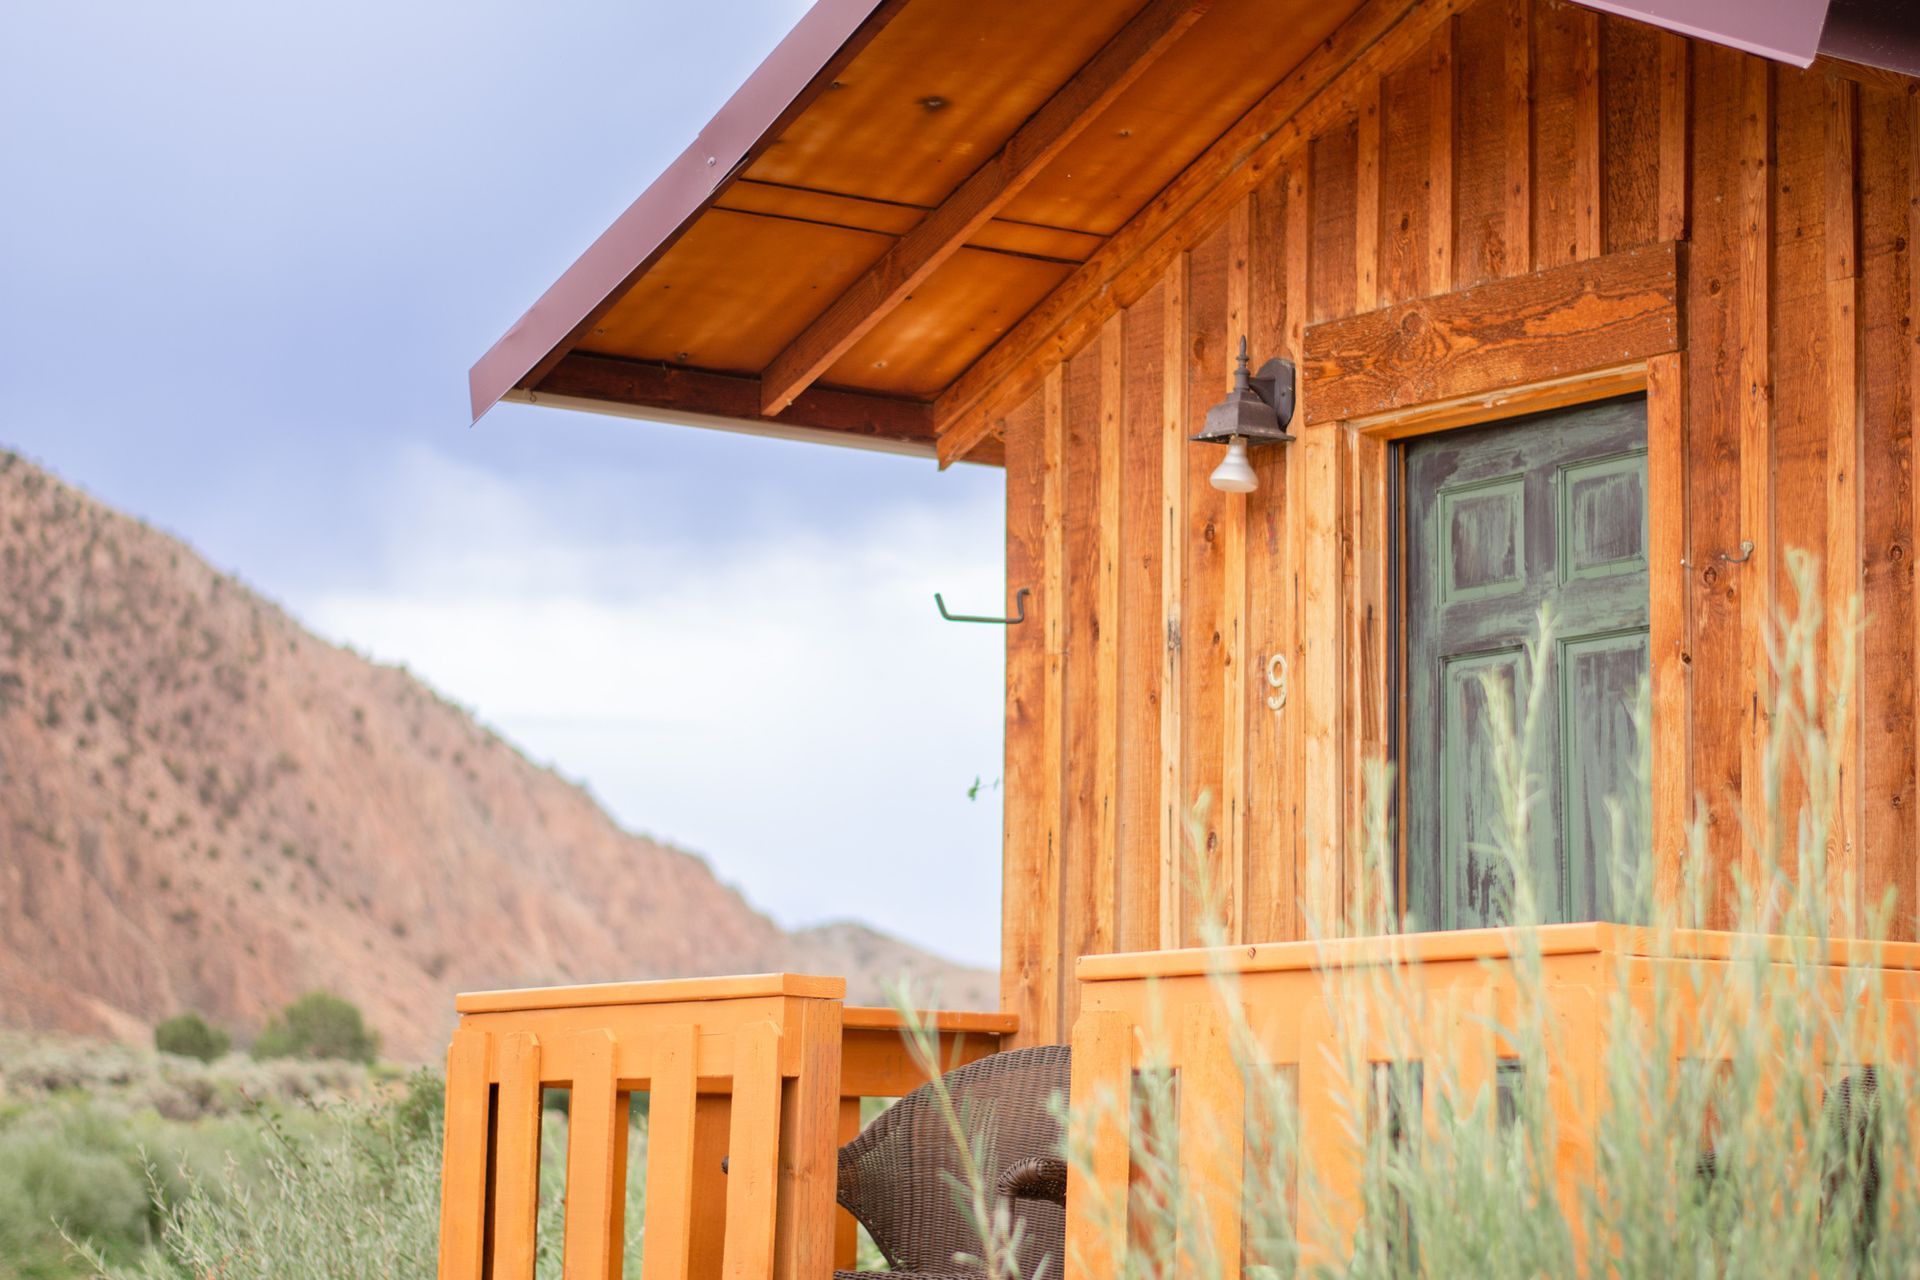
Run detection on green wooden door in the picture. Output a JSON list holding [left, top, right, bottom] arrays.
[[1403, 398, 1650, 930]]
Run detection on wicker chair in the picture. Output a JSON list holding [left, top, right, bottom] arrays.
[[833, 1045, 1071, 1280]]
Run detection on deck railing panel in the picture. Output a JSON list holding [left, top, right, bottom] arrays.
[[436, 933, 1919, 1280], [435, 976, 1015, 1280], [1068, 925, 1920, 1276]]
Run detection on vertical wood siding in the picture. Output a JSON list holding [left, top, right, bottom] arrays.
[[998, 0, 1920, 1045], [1859, 85, 1917, 938], [1245, 174, 1301, 947], [1117, 284, 1167, 954]]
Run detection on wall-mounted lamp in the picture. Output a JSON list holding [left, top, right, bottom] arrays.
[[1193, 336, 1296, 493]]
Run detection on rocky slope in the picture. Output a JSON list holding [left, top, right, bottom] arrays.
[[0, 451, 991, 1061]]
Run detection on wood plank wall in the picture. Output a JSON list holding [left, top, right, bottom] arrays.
[[1000, 0, 1920, 1046]]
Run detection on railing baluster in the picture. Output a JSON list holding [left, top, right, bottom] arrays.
[[1066, 1010, 1133, 1280], [642, 1024, 700, 1280], [832, 1099, 863, 1269], [1295, 999, 1350, 1267], [722, 1021, 783, 1279], [563, 1029, 623, 1279], [1179, 1000, 1244, 1279], [438, 1028, 492, 1280], [493, 1031, 544, 1278], [1551, 983, 1600, 1262]]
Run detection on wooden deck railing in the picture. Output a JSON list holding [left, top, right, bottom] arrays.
[[1066, 923, 1920, 1277], [436, 927, 1920, 1280], [434, 973, 1015, 1280]]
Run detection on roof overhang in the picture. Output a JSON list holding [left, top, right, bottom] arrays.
[[470, 0, 1363, 462], [472, 0, 1919, 465]]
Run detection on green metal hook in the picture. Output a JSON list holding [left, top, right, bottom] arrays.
[[934, 587, 1029, 625]]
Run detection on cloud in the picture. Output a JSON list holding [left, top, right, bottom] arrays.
[[293, 441, 1008, 968]]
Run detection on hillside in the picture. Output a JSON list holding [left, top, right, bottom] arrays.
[[0, 451, 991, 1061], [786, 922, 997, 1011]]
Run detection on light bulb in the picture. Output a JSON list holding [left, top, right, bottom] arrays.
[[1209, 436, 1257, 493]]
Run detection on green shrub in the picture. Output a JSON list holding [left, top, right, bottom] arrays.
[[0, 1098, 153, 1279], [250, 993, 379, 1064], [153, 1013, 229, 1063]]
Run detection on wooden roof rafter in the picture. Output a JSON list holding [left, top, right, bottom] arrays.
[[756, 0, 1214, 417]]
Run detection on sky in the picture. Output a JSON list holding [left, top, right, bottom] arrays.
[[0, 2, 1009, 968]]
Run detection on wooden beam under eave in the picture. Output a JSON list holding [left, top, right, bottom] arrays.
[[521, 352, 997, 461], [756, 0, 1212, 418]]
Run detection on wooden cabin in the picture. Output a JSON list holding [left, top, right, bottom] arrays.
[[447, 0, 1920, 1274]]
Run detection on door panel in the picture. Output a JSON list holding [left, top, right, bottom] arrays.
[[1560, 451, 1649, 583], [1404, 398, 1651, 931], [1559, 627, 1649, 920], [1440, 646, 1528, 927], [1440, 476, 1526, 603]]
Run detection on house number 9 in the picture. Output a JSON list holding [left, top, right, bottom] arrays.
[[1266, 653, 1288, 712]]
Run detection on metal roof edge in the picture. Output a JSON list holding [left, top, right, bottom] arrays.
[[1572, 0, 1828, 67], [468, 0, 895, 423]]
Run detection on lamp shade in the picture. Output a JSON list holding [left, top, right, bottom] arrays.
[[1209, 437, 1258, 493]]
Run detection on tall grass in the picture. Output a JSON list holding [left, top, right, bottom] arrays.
[[66, 1078, 648, 1279], [67, 1077, 447, 1280], [0, 1041, 379, 1280], [910, 550, 1915, 1278]]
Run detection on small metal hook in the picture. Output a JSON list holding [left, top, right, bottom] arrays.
[[935, 587, 1030, 625], [1719, 540, 1755, 564]]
